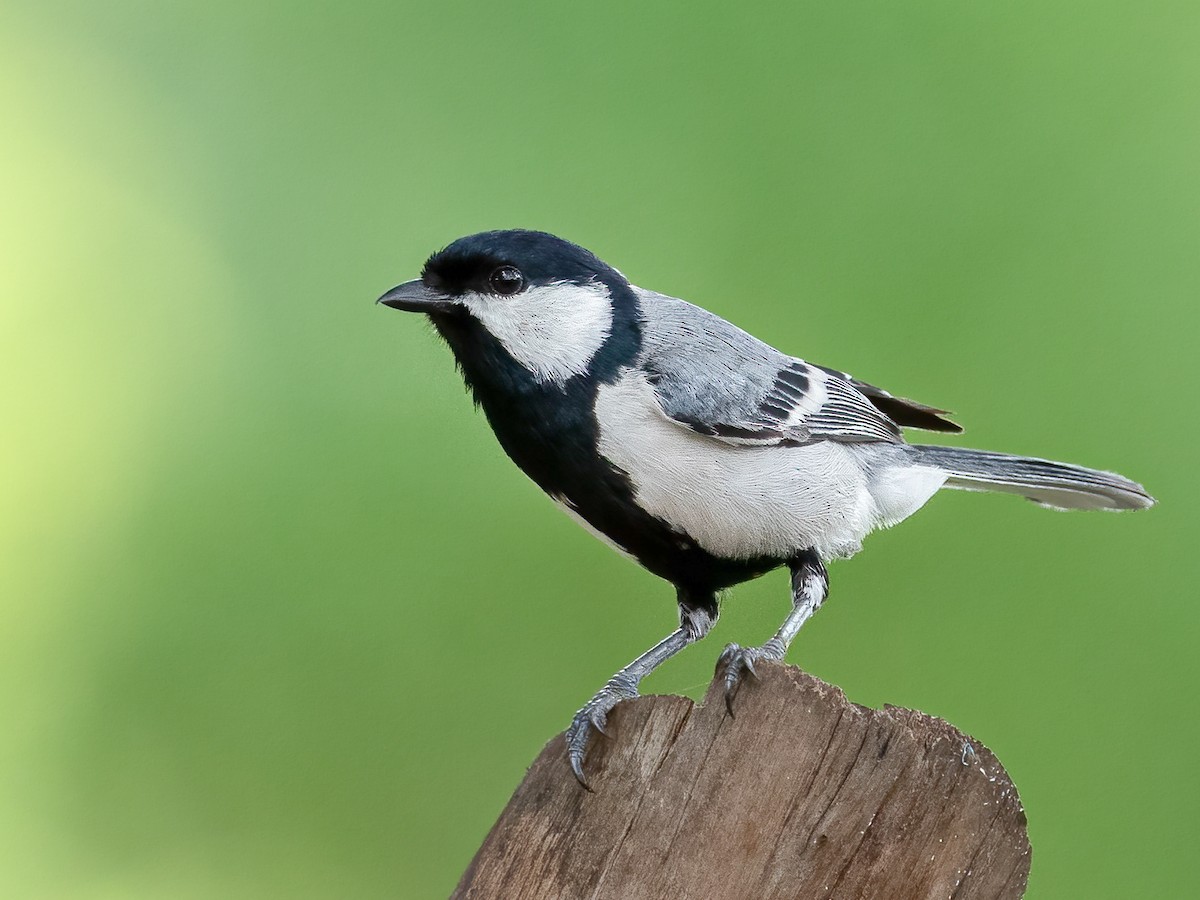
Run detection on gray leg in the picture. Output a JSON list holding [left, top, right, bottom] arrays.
[[718, 549, 828, 714], [566, 594, 715, 789]]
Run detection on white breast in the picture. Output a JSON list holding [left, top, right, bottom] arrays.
[[593, 370, 886, 560]]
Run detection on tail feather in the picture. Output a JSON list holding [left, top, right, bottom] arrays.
[[912, 444, 1155, 511]]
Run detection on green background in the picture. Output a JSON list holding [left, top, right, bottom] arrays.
[[3, 1, 1197, 896]]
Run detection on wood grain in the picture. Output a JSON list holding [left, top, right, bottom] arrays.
[[455, 664, 1029, 899]]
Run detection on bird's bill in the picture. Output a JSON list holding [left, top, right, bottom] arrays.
[[376, 280, 457, 313]]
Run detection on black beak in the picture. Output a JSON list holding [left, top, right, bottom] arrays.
[[376, 280, 457, 313]]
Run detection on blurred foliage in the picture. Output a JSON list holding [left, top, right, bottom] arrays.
[[2, 1, 1197, 897]]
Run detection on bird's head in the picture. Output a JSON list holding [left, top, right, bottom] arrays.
[[378, 230, 634, 384]]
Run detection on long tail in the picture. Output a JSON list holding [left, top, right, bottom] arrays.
[[911, 444, 1155, 511]]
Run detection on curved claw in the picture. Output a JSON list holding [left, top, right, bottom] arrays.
[[742, 654, 759, 679], [564, 680, 637, 790], [569, 749, 595, 792], [565, 715, 595, 790], [724, 674, 743, 718], [718, 643, 770, 717]]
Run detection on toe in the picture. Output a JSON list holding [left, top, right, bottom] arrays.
[[718, 645, 765, 718], [716, 642, 742, 670], [564, 685, 638, 790]]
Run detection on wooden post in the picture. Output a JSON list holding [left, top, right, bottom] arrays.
[[454, 664, 1030, 899]]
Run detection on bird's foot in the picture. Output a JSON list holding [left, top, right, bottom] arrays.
[[716, 639, 785, 716], [565, 675, 638, 790]]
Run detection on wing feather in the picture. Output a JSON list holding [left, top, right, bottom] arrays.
[[634, 288, 922, 447], [814, 365, 962, 433]]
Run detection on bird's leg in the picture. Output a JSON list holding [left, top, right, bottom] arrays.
[[718, 549, 828, 714], [566, 591, 715, 789]]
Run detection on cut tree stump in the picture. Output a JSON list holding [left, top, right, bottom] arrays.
[[454, 663, 1029, 899]]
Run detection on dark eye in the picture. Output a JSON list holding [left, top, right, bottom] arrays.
[[489, 265, 525, 296]]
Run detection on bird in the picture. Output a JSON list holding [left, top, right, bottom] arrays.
[[377, 229, 1154, 788]]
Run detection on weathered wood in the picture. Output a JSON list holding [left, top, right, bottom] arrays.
[[455, 664, 1029, 899]]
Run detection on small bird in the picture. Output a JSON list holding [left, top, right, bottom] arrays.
[[378, 229, 1153, 788]]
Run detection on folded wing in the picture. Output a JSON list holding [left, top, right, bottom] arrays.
[[633, 288, 960, 447]]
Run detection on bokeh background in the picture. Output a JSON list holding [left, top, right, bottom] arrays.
[[3, 1, 1197, 896]]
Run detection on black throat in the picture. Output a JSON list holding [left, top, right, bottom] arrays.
[[426, 281, 781, 598], [428, 276, 642, 496]]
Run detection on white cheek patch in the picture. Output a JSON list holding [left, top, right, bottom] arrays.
[[460, 282, 613, 384]]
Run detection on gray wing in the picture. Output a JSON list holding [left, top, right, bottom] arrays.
[[633, 288, 958, 446]]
